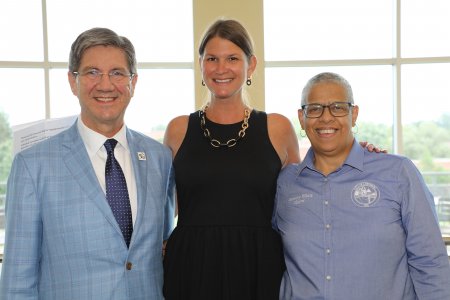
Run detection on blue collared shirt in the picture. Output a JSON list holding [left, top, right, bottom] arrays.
[[273, 140, 450, 300]]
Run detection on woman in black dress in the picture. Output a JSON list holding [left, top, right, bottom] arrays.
[[163, 18, 300, 300]]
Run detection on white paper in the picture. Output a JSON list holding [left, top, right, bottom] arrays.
[[12, 115, 77, 155]]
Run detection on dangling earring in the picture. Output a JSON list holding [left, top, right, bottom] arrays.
[[246, 78, 252, 86], [299, 128, 306, 137], [201, 80, 205, 86], [352, 123, 359, 134]]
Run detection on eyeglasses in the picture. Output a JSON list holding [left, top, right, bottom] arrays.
[[301, 102, 353, 118], [72, 69, 134, 84]]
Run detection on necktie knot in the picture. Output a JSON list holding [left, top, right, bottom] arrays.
[[104, 138, 118, 154]]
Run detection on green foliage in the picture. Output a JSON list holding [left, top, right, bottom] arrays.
[[0, 111, 11, 140], [403, 118, 450, 163], [357, 122, 392, 153], [357, 115, 450, 174], [0, 111, 12, 195], [437, 113, 450, 129]]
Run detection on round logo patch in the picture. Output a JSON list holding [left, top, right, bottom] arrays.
[[351, 182, 380, 207]]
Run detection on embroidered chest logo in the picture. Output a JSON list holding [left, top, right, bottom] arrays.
[[351, 182, 380, 207], [287, 194, 313, 205]]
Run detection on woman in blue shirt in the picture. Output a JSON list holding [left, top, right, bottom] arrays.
[[273, 72, 450, 300]]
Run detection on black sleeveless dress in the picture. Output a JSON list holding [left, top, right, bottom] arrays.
[[163, 110, 285, 300]]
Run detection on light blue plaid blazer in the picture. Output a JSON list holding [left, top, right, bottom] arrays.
[[0, 122, 175, 299]]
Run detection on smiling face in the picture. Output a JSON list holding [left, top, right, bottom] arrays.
[[199, 36, 256, 101], [299, 81, 359, 161], [68, 45, 137, 137]]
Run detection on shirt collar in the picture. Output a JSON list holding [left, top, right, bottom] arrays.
[[296, 138, 364, 177], [344, 139, 364, 171], [77, 117, 129, 157]]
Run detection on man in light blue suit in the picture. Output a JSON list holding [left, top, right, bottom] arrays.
[[0, 27, 175, 299]]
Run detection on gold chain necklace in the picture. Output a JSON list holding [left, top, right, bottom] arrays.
[[199, 106, 250, 148]]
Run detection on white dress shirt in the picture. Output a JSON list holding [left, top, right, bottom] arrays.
[[77, 117, 137, 225]]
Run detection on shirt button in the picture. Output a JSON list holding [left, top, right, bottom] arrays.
[[326, 248, 331, 254], [126, 262, 133, 270], [325, 224, 331, 229], [324, 200, 329, 205], [326, 275, 332, 281]]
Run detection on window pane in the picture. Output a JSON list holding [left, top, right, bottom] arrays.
[[0, 69, 45, 253], [264, 0, 393, 60], [402, 63, 450, 234], [50, 69, 81, 118], [402, 0, 450, 58], [46, 0, 193, 62], [0, 69, 46, 126], [0, 1, 43, 61], [265, 66, 393, 157], [125, 69, 195, 142]]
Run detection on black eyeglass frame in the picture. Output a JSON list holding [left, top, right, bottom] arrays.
[[301, 101, 354, 118]]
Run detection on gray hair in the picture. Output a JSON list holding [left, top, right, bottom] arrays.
[[69, 27, 137, 74], [301, 72, 354, 106]]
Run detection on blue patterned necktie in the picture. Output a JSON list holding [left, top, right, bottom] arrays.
[[104, 139, 133, 247]]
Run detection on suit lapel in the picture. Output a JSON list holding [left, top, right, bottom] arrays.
[[127, 129, 148, 239], [61, 124, 122, 235]]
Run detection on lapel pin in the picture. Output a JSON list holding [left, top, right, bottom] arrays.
[[137, 152, 146, 161]]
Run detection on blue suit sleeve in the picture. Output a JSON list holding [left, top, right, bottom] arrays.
[[0, 154, 41, 299]]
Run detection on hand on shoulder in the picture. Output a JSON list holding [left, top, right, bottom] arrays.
[[359, 141, 388, 153]]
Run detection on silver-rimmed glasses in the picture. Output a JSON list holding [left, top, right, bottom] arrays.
[[72, 69, 135, 84], [301, 102, 353, 118]]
